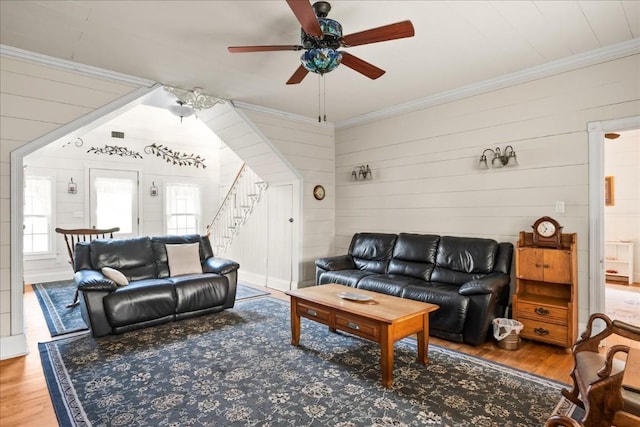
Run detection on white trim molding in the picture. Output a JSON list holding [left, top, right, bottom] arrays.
[[337, 38, 640, 129], [0, 44, 156, 88], [588, 116, 640, 323], [7, 84, 160, 359], [0, 334, 28, 359]]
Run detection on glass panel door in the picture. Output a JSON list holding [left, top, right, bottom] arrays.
[[89, 169, 139, 237]]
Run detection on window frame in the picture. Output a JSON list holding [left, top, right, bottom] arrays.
[[23, 174, 56, 259], [164, 181, 202, 236]]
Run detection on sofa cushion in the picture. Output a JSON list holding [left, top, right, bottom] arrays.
[[348, 233, 397, 273], [168, 274, 228, 313], [152, 235, 205, 278], [318, 269, 376, 287], [388, 233, 440, 280], [402, 282, 469, 334], [103, 279, 175, 327], [90, 237, 156, 281], [431, 236, 499, 285], [357, 274, 426, 297], [166, 243, 203, 277]]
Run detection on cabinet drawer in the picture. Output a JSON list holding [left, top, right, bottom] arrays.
[[519, 318, 568, 347], [335, 313, 380, 341], [297, 302, 331, 324], [517, 301, 567, 325]]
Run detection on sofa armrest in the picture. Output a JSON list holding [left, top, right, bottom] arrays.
[[75, 270, 118, 292], [458, 272, 510, 296], [203, 257, 240, 275], [315, 255, 355, 271]]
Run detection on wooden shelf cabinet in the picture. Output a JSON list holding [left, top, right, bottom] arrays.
[[605, 241, 634, 284], [513, 232, 578, 350]]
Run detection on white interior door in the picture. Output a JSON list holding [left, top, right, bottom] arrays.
[[266, 184, 293, 291], [89, 168, 139, 238]]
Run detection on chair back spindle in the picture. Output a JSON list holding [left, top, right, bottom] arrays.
[[55, 227, 120, 272]]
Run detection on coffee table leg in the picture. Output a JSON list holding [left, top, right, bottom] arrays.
[[417, 313, 428, 364], [290, 298, 300, 346], [380, 327, 393, 387]]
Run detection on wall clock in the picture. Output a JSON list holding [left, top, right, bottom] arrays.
[[532, 216, 563, 248], [313, 185, 325, 201]]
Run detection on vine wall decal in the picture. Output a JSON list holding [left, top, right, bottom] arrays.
[[87, 145, 143, 159], [144, 143, 207, 169]]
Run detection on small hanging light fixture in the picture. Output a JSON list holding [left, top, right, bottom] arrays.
[[168, 100, 195, 123]]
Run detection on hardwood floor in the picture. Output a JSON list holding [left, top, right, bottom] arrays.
[[1, 284, 580, 426]]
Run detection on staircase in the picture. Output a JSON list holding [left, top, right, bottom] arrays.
[[207, 164, 267, 255]]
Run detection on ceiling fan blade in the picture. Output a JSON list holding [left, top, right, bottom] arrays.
[[286, 0, 323, 38], [341, 20, 415, 47], [286, 65, 309, 85], [340, 52, 385, 80], [228, 45, 302, 53]]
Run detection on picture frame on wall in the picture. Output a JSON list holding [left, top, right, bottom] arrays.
[[605, 176, 614, 206]]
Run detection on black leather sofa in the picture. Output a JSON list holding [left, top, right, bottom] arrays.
[[74, 234, 239, 337], [315, 233, 513, 345]]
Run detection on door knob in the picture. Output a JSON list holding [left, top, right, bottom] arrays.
[[288, 218, 294, 223]]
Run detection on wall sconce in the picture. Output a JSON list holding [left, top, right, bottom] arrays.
[[351, 165, 372, 181], [150, 182, 159, 197], [67, 178, 77, 194], [479, 145, 518, 169]]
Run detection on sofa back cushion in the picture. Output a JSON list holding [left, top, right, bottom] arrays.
[[388, 233, 440, 280], [348, 233, 397, 273], [90, 237, 156, 281], [152, 234, 208, 278], [431, 236, 499, 285]]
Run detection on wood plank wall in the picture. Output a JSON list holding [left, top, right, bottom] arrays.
[[0, 55, 141, 343], [335, 54, 640, 325], [240, 110, 335, 284]]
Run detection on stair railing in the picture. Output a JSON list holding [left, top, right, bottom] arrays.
[[206, 163, 267, 255]]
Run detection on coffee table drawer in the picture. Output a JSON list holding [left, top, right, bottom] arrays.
[[335, 313, 380, 341], [297, 302, 331, 324]]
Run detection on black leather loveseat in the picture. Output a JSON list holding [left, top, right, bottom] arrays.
[[74, 234, 239, 337], [315, 233, 513, 345]]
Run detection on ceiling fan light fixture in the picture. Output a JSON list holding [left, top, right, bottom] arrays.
[[301, 48, 342, 74]]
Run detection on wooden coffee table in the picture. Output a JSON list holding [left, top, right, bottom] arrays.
[[285, 283, 439, 387]]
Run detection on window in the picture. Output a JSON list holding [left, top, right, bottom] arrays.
[[24, 176, 53, 255], [166, 183, 201, 235]]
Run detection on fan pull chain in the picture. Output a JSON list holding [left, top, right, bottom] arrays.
[[323, 75, 327, 122], [318, 76, 322, 123]]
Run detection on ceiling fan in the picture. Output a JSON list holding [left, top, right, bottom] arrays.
[[228, 0, 415, 85]]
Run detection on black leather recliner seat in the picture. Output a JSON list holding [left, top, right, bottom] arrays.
[[74, 234, 239, 337], [315, 232, 513, 345]]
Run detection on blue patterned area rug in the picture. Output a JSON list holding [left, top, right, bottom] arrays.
[[40, 297, 570, 427], [33, 280, 269, 337]]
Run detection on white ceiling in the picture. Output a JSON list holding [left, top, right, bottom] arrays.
[[1, 1, 639, 124]]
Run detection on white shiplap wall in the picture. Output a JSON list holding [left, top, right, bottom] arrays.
[[335, 54, 640, 327], [0, 53, 149, 357], [239, 109, 335, 286]]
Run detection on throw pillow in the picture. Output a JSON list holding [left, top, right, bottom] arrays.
[[101, 267, 129, 286], [166, 242, 203, 276]]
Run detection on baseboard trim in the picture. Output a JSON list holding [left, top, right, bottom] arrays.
[[0, 333, 28, 360], [24, 269, 73, 285]]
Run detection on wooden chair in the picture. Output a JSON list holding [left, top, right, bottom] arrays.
[[545, 313, 640, 427], [55, 227, 120, 307]]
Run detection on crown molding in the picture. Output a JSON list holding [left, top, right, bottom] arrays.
[[0, 44, 156, 88], [334, 37, 640, 129], [231, 100, 334, 128]]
